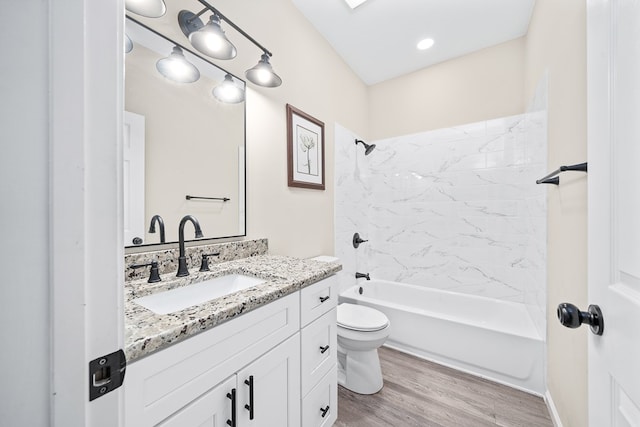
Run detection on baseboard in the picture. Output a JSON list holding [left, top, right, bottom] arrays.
[[545, 390, 564, 427]]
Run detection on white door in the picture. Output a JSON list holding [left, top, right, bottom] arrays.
[[124, 111, 146, 246], [588, 0, 640, 425]]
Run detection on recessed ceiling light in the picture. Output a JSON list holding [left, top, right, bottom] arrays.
[[417, 38, 435, 50], [344, 0, 368, 9]]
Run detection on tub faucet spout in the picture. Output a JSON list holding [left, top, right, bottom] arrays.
[[176, 215, 204, 277], [355, 272, 370, 280]]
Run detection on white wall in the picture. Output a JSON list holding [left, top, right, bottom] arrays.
[[525, 1, 588, 426], [369, 37, 525, 140], [0, 2, 51, 425]]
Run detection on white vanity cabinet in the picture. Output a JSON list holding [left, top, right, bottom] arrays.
[[125, 275, 338, 427], [153, 335, 300, 427], [125, 293, 300, 426], [300, 276, 338, 427]]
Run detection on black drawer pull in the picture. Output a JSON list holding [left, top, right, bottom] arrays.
[[320, 405, 330, 418], [244, 375, 254, 420], [319, 345, 330, 354], [319, 296, 330, 303], [226, 388, 236, 427]]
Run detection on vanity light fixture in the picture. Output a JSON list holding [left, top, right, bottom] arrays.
[[156, 46, 200, 83], [176, 0, 282, 88], [180, 12, 237, 60], [125, 0, 166, 18], [212, 74, 245, 104], [245, 54, 282, 88]]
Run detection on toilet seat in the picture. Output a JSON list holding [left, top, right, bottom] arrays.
[[337, 303, 389, 332]]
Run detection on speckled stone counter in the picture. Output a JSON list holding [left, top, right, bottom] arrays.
[[125, 255, 341, 362]]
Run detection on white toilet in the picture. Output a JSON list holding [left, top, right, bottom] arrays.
[[309, 255, 390, 394], [336, 303, 390, 394]]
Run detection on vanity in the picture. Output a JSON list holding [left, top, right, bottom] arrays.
[[122, 7, 338, 425], [124, 247, 340, 427]]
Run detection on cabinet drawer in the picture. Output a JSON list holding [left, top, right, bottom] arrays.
[[302, 366, 337, 427], [301, 308, 337, 396], [300, 275, 337, 327]]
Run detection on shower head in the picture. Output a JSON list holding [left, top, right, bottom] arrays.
[[355, 139, 376, 155]]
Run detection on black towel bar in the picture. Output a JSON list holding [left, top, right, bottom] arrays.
[[186, 195, 231, 202], [536, 162, 587, 185]]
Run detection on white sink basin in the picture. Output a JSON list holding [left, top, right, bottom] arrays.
[[134, 274, 266, 315]]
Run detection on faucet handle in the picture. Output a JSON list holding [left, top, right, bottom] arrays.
[[199, 253, 221, 272], [130, 261, 161, 283]]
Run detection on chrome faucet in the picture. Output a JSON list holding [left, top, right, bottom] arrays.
[[176, 215, 204, 277], [355, 272, 370, 280], [148, 215, 166, 243]]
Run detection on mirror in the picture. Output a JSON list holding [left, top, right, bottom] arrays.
[[124, 16, 246, 249]]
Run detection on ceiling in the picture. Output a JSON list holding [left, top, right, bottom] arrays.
[[291, 0, 536, 85]]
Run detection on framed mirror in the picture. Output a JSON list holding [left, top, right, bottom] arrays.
[[124, 16, 246, 249]]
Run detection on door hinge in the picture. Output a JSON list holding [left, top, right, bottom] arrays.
[[89, 349, 127, 401]]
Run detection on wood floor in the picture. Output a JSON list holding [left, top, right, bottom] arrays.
[[335, 347, 553, 427]]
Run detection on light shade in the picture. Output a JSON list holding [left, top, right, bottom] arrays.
[[245, 54, 282, 88], [213, 74, 245, 104], [125, 0, 166, 18], [156, 46, 200, 83], [189, 15, 237, 60], [125, 33, 133, 53]]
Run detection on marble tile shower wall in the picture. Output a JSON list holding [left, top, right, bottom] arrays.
[[335, 123, 372, 294], [336, 109, 547, 336]]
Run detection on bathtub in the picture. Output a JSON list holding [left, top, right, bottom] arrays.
[[340, 280, 545, 395]]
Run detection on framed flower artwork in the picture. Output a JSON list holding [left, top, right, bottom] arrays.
[[286, 104, 325, 190]]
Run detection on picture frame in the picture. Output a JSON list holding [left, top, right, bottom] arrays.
[[286, 104, 325, 190]]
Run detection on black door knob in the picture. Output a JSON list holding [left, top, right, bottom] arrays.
[[557, 303, 604, 336]]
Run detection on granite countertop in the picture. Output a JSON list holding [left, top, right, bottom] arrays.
[[125, 255, 341, 362]]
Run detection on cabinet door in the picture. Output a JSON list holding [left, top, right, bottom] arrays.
[[157, 375, 236, 427], [237, 334, 301, 426]]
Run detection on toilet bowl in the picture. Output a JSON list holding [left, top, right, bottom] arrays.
[[337, 303, 390, 394]]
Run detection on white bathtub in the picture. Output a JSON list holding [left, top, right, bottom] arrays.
[[340, 280, 545, 395]]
